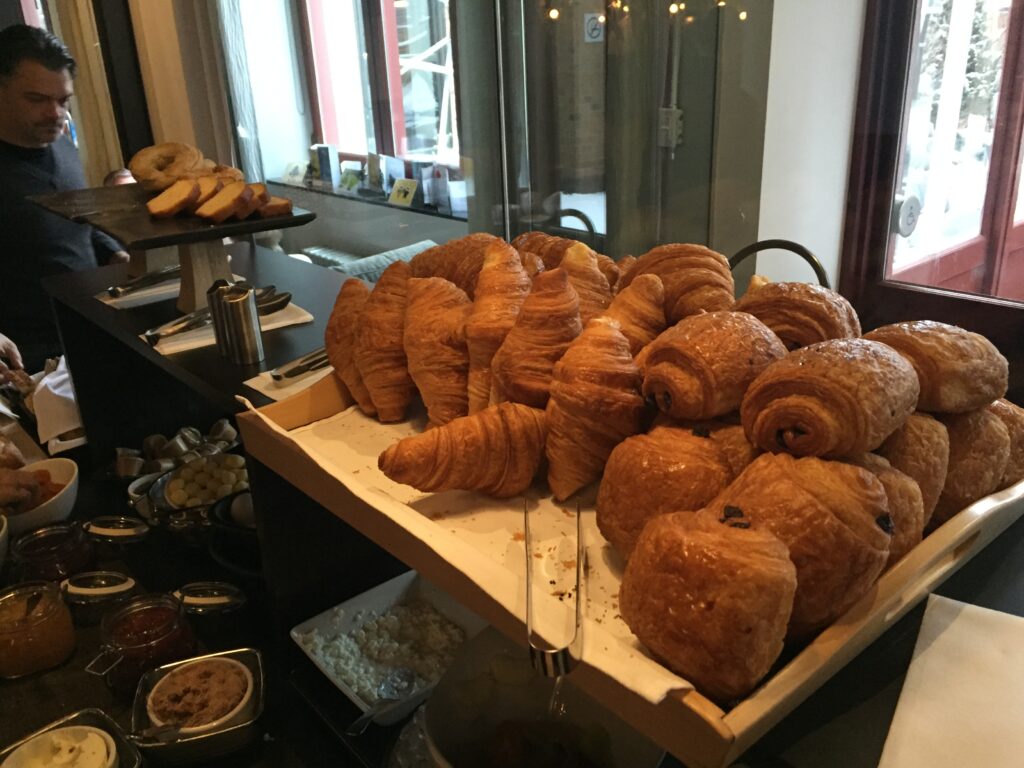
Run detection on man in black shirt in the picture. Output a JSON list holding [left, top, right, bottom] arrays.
[[0, 25, 128, 371]]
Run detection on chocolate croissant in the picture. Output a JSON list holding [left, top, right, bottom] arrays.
[[546, 318, 645, 501], [875, 412, 949, 527], [490, 268, 582, 408], [932, 409, 1011, 526], [643, 311, 787, 421], [404, 278, 472, 428], [741, 338, 920, 458], [620, 512, 797, 703], [847, 453, 924, 569], [596, 425, 734, 557], [703, 453, 891, 638], [324, 278, 376, 416], [619, 243, 735, 323], [863, 320, 1008, 413], [732, 278, 861, 350], [410, 233, 512, 299], [560, 244, 612, 324], [377, 402, 546, 498], [465, 243, 532, 414], [600, 273, 666, 356], [353, 261, 416, 422], [987, 399, 1024, 490], [668, 417, 759, 478]]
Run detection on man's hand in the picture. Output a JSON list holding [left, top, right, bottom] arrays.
[[0, 333, 23, 384], [109, 250, 131, 264]]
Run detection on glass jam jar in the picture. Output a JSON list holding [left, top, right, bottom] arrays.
[[11, 523, 95, 583], [90, 593, 196, 695], [0, 581, 76, 678]]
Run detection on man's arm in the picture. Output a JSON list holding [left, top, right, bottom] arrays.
[[92, 228, 129, 264]]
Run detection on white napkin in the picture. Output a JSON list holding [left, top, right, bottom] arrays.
[[879, 594, 1024, 767], [243, 365, 334, 402], [146, 303, 314, 356], [32, 357, 87, 453], [96, 274, 245, 309]]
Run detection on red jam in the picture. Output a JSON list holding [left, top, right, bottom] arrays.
[[99, 595, 195, 695], [11, 524, 95, 582]]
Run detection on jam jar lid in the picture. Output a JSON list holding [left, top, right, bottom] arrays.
[[172, 581, 246, 616], [61, 571, 137, 607], [84, 516, 150, 543]]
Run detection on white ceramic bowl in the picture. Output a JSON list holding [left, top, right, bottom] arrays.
[[146, 657, 254, 737], [6, 458, 79, 538], [0, 514, 8, 574], [1, 725, 117, 768]]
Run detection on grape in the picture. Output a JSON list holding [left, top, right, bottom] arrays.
[[186, 497, 202, 507]]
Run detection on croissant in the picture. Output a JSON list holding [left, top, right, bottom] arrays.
[[732, 278, 861, 350], [875, 412, 949, 527], [619, 243, 735, 323], [560, 244, 612, 324], [863, 320, 1008, 413], [511, 232, 619, 288], [668, 417, 759, 478], [621, 512, 797, 703], [596, 425, 734, 557], [616, 255, 638, 289], [465, 244, 532, 414], [378, 402, 546, 498], [489, 268, 582, 408], [643, 311, 787, 421], [324, 278, 376, 416], [518, 251, 545, 279], [600, 273, 666, 356], [353, 261, 416, 422], [404, 278, 472, 427], [702, 453, 891, 638], [546, 318, 645, 501], [987, 399, 1024, 490], [932, 409, 1011, 526], [410, 233, 512, 299], [847, 453, 924, 569], [741, 338, 920, 458]]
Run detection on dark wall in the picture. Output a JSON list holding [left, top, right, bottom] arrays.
[[0, 0, 26, 30]]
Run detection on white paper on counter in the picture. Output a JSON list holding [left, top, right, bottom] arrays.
[[239, 399, 693, 705], [243, 365, 334, 402], [879, 594, 1024, 768], [32, 357, 85, 452], [95, 274, 244, 309], [146, 303, 314, 356]]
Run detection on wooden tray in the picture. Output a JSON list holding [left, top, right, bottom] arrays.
[[237, 377, 1024, 768], [29, 185, 315, 251]]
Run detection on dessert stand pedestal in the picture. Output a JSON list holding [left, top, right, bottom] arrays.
[[30, 185, 315, 313]]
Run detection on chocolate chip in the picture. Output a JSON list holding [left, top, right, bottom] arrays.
[[776, 429, 788, 448], [644, 393, 658, 409], [875, 514, 894, 535], [728, 521, 751, 529], [692, 426, 711, 438], [722, 505, 744, 519]]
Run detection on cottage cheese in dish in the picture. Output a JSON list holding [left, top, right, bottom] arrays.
[[297, 599, 465, 704]]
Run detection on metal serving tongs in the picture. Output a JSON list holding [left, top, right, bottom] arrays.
[[106, 264, 182, 297], [142, 284, 290, 347], [524, 500, 585, 678], [270, 346, 329, 382]]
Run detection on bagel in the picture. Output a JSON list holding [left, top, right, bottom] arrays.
[[129, 142, 206, 191]]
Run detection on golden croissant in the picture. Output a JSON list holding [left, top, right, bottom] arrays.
[[600, 273, 666, 356], [643, 311, 787, 420], [545, 317, 645, 501], [559, 244, 612, 324], [619, 243, 734, 323], [324, 278, 376, 416], [741, 338, 920, 458], [353, 261, 416, 423], [511, 232, 620, 289], [377, 402, 547, 498], [733, 278, 861, 350], [410, 233, 512, 299], [932, 409, 1010, 526], [875, 412, 949, 527], [465, 244, 532, 414], [987, 398, 1024, 490], [490, 268, 582, 408], [863, 320, 1008, 413], [404, 278, 472, 427]]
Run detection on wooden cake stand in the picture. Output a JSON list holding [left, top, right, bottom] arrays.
[[30, 185, 316, 313]]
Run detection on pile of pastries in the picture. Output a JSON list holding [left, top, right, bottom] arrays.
[[128, 142, 292, 223], [322, 232, 1024, 704]]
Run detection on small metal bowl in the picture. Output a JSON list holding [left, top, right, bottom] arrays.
[[129, 648, 264, 764]]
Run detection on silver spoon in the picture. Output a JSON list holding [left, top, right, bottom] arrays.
[[344, 666, 418, 736]]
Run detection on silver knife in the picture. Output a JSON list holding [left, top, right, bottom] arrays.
[[270, 347, 329, 382]]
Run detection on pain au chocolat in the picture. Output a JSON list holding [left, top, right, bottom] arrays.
[[732, 277, 861, 350]]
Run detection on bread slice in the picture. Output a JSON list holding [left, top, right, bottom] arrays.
[[233, 183, 272, 220], [258, 196, 293, 218], [195, 181, 253, 224], [147, 179, 200, 219], [186, 176, 223, 213]]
